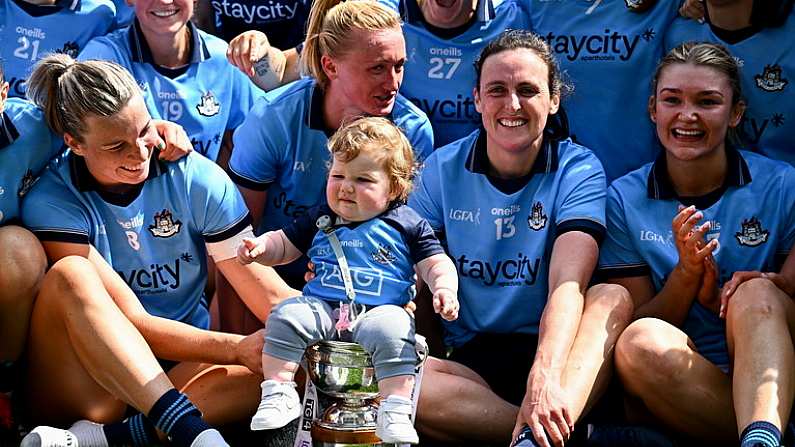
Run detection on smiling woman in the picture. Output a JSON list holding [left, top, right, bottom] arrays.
[[217, 0, 433, 331], [16, 54, 297, 447], [599, 42, 795, 447], [407, 30, 633, 447]]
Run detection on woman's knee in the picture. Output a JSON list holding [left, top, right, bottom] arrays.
[[585, 283, 634, 324], [727, 277, 788, 325], [0, 226, 47, 297], [615, 318, 692, 390]]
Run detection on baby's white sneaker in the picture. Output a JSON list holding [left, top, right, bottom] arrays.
[[250, 380, 301, 431], [375, 395, 419, 444]]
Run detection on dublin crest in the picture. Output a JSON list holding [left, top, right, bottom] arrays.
[[148, 209, 182, 238], [196, 91, 221, 116], [527, 201, 548, 231], [755, 65, 788, 92], [370, 244, 396, 265], [735, 216, 769, 247], [18, 169, 36, 198]]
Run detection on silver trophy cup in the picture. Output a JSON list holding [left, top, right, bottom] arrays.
[[305, 339, 427, 446]]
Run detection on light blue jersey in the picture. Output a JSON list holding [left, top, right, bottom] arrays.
[[409, 128, 606, 346], [665, 12, 795, 166], [396, 0, 531, 147], [110, 0, 133, 29], [79, 20, 264, 162], [599, 149, 795, 369], [1, 0, 116, 98], [0, 98, 63, 225], [529, 0, 679, 181], [21, 151, 251, 328], [283, 204, 444, 306], [228, 78, 433, 280]]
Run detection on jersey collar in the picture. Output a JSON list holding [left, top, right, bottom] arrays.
[[68, 148, 168, 192], [11, 0, 81, 16], [400, 0, 494, 26], [646, 145, 752, 201], [465, 127, 559, 176], [0, 112, 21, 151], [128, 18, 211, 66], [306, 82, 396, 137]]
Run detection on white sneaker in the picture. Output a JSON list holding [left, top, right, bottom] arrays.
[[375, 395, 419, 444], [250, 380, 301, 431], [21, 426, 79, 447], [21, 420, 109, 447]]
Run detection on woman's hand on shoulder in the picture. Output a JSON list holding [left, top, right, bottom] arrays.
[[152, 120, 193, 161], [679, 0, 705, 22], [513, 369, 572, 447], [672, 205, 717, 281]]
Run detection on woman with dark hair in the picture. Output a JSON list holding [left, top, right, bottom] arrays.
[[409, 29, 633, 447], [601, 42, 795, 447]]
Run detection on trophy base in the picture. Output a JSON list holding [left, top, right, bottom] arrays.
[[311, 424, 382, 446]]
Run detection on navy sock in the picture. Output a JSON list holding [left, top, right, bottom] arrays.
[[148, 389, 212, 447], [103, 414, 158, 446], [741, 420, 782, 447], [512, 425, 544, 447]]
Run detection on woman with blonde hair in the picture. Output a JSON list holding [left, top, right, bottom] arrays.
[[218, 0, 433, 332], [17, 54, 295, 447]]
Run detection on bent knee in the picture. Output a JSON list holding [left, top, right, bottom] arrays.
[[615, 319, 692, 387], [586, 283, 634, 321], [728, 278, 788, 322], [0, 226, 47, 292]]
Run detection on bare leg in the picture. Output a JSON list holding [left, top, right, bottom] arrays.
[[0, 226, 46, 362], [560, 283, 633, 421], [168, 362, 262, 426], [726, 278, 795, 434], [214, 270, 264, 335], [24, 256, 174, 424], [416, 357, 518, 443], [615, 318, 737, 443], [379, 375, 415, 399]]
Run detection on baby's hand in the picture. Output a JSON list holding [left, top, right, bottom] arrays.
[[433, 288, 459, 321], [237, 237, 266, 265]]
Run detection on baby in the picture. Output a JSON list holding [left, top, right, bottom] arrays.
[[237, 116, 459, 444]]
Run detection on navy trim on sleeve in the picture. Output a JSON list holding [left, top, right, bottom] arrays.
[[204, 213, 252, 243], [555, 219, 606, 245], [282, 205, 331, 253], [34, 230, 90, 245], [228, 170, 274, 191], [599, 264, 651, 279], [381, 205, 445, 263]]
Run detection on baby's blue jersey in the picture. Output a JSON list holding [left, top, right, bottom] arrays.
[[396, 0, 531, 147], [529, 0, 679, 181], [21, 151, 251, 329], [282, 204, 444, 306], [79, 20, 265, 162], [1, 0, 116, 98], [229, 76, 433, 236], [409, 129, 606, 346], [0, 98, 63, 225], [599, 149, 795, 368], [665, 12, 795, 167]]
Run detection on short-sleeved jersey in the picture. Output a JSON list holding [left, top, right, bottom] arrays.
[[665, 12, 795, 167], [599, 149, 795, 367], [208, 0, 311, 50], [21, 151, 251, 329], [229, 78, 433, 280], [394, 0, 531, 147], [529, 0, 679, 181], [79, 20, 264, 162], [282, 203, 444, 306], [409, 129, 606, 346], [110, 0, 134, 29], [1, 0, 116, 98], [0, 98, 64, 225]]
